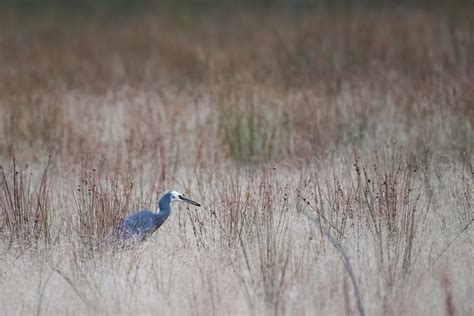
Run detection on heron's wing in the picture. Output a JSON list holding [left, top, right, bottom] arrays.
[[119, 210, 158, 239]]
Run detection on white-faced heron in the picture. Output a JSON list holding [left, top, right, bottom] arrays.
[[108, 191, 201, 241]]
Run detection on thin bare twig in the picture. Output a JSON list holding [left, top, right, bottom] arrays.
[[298, 203, 365, 316], [432, 218, 474, 265]]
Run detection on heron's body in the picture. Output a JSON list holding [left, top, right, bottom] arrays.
[[118, 210, 167, 241], [109, 191, 200, 242]]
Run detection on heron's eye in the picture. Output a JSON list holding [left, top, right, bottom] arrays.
[[179, 195, 184, 199]]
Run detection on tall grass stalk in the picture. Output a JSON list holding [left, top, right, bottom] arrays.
[[0, 156, 52, 248]]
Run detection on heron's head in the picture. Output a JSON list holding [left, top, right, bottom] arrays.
[[169, 191, 201, 207]]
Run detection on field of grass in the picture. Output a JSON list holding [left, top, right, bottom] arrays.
[[0, 4, 473, 315]]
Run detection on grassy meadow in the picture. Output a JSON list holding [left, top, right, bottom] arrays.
[[0, 4, 473, 315]]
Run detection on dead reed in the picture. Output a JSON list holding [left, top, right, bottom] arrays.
[[0, 156, 52, 248]]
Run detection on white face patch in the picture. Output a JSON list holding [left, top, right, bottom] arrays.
[[169, 191, 183, 202]]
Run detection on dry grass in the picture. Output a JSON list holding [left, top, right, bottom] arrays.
[[0, 156, 52, 248], [0, 4, 473, 315]]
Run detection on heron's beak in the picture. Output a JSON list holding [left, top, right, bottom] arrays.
[[179, 195, 201, 207]]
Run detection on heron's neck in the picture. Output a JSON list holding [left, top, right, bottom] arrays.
[[156, 198, 172, 219]]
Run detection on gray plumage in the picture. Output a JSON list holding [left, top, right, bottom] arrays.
[[108, 191, 200, 242]]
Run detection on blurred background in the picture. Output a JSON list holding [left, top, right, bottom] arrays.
[[1, 0, 472, 165]]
